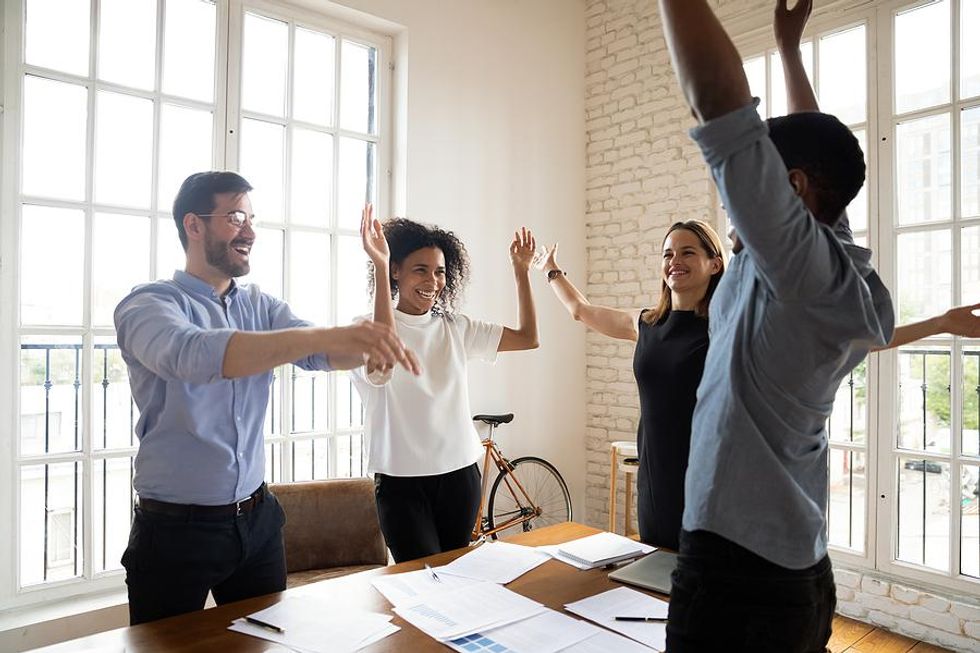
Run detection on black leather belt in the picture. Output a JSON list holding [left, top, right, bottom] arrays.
[[137, 484, 266, 518]]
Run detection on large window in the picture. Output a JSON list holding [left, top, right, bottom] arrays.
[[740, 0, 979, 595], [1, 0, 389, 608]]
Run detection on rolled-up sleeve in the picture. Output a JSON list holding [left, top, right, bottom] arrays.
[[115, 291, 234, 384], [690, 100, 842, 299], [266, 296, 332, 372]]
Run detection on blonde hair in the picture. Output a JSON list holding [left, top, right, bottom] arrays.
[[641, 220, 726, 325]]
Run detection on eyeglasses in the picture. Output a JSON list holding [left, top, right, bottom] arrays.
[[195, 210, 255, 229]]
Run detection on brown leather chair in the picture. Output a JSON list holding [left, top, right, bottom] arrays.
[[270, 478, 388, 588]]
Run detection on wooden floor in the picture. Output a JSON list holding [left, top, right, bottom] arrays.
[[830, 614, 952, 652]]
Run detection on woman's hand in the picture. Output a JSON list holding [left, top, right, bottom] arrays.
[[774, 0, 812, 53], [535, 243, 561, 274], [360, 203, 389, 268], [509, 226, 537, 273]]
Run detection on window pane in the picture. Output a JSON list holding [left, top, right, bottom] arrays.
[[337, 235, 370, 327], [829, 360, 867, 444], [965, 349, 980, 458], [337, 137, 376, 231], [95, 92, 153, 208], [964, 226, 980, 306], [25, 0, 89, 76], [242, 13, 288, 117], [158, 104, 213, 211], [239, 227, 283, 297], [93, 213, 150, 326], [20, 336, 83, 456], [163, 0, 216, 102], [897, 456, 950, 572], [895, 0, 950, 114], [334, 433, 364, 478], [962, 0, 980, 100], [294, 27, 335, 126], [156, 217, 185, 280], [291, 371, 329, 435], [265, 441, 283, 483], [818, 26, 866, 125], [897, 229, 952, 324], [847, 130, 868, 232], [21, 205, 85, 326], [20, 462, 83, 586], [768, 43, 813, 119], [962, 107, 980, 219], [897, 348, 952, 455], [239, 119, 285, 222], [962, 464, 980, 579], [23, 76, 87, 201], [290, 129, 333, 227], [828, 448, 866, 553], [93, 336, 138, 450], [743, 55, 767, 119], [291, 438, 330, 481], [896, 114, 952, 225], [336, 374, 364, 432], [93, 457, 134, 573], [339, 40, 377, 134], [288, 231, 329, 325], [264, 369, 281, 437], [98, 0, 155, 90]]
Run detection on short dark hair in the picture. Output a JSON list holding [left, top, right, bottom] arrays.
[[766, 113, 865, 226], [367, 218, 470, 315], [172, 171, 253, 250]]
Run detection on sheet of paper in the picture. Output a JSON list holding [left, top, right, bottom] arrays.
[[444, 609, 598, 653], [227, 598, 395, 653], [371, 566, 480, 606], [438, 541, 552, 584], [559, 628, 658, 652], [564, 586, 668, 652], [557, 532, 654, 566], [393, 580, 547, 641], [537, 544, 594, 570]]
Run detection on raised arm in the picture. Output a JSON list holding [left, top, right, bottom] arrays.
[[873, 303, 980, 352], [539, 244, 637, 342], [498, 227, 540, 352], [658, 0, 753, 123], [775, 0, 819, 113]]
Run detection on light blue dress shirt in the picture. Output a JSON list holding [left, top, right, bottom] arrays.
[[682, 101, 895, 569], [114, 270, 331, 505]]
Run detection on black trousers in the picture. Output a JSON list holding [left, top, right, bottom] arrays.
[[374, 463, 482, 563], [666, 529, 836, 653], [121, 487, 287, 625]]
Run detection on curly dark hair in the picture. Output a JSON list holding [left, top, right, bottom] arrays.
[[367, 218, 471, 315]]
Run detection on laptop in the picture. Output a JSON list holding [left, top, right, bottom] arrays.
[[607, 549, 678, 596]]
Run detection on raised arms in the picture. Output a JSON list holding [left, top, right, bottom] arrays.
[[498, 227, 541, 352]]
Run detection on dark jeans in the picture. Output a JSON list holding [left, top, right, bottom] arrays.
[[374, 463, 482, 563], [121, 487, 287, 625], [666, 529, 836, 653]]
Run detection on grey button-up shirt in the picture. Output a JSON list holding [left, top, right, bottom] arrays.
[[683, 102, 894, 569], [115, 270, 331, 505]]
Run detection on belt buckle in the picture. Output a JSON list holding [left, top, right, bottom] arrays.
[[235, 497, 249, 516]]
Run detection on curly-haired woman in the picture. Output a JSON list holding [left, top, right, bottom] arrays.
[[350, 205, 540, 562]]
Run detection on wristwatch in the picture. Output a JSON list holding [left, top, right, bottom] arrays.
[[547, 269, 566, 282]]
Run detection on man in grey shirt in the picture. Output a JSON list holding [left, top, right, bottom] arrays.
[[658, 1, 894, 650]]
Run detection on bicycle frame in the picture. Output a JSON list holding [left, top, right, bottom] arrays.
[[471, 423, 541, 541]]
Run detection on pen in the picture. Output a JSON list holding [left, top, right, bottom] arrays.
[[614, 616, 668, 622], [245, 616, 286, 634], [425, 563, 442, 583]]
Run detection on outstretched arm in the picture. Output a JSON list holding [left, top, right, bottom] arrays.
[[873, 303, 980, 352], [658, 0, 753, 123], [498, 227, 540, 352], [539, 244, 637, 342], [775, 0, 819, 113]]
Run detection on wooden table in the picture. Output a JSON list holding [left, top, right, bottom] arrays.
[[35, 522, 661, 652]]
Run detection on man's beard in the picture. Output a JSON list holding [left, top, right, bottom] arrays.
[[204, 230, 250, 277]]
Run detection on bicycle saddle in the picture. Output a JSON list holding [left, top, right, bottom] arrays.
[[472, 413, 514, 426]]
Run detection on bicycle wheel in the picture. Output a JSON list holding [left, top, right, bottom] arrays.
[[486, 456, 572, 540]]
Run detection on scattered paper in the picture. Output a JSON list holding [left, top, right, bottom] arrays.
[[371, 566, 480, 607], [565, 587, 668, 652], [438, 541, 552, 584], [445, 609, 598, 653]]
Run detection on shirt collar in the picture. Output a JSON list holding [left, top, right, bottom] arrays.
[[173, 270, 240, 302]]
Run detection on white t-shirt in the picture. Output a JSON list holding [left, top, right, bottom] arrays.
[[350, 309, 504, 476]]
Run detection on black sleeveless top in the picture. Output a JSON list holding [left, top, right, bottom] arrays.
[[632, 309, 709, 550]]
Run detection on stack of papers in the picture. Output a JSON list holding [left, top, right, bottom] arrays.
[[565, 587, 669, 652], [437, 541, 552, 584], [227, 597, 398, 653], [546, 532, 654, 569]]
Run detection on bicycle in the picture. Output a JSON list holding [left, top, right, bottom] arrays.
[[470, 413, 573, 542]]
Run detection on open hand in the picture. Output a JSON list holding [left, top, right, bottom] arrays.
[[940, 303, 980, 338], [509, 227, 537, 273], [774, 0, 813, 53], [534, 243, 561, 273], [360, 204, 390, 267], [324, 322, 421, 375]]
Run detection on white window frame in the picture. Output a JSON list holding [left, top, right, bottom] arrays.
[[735, 0, 980, 596], [0, 0, 392, 612]]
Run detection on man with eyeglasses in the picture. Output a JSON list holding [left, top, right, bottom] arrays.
[[113, 171, 420, 624]]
